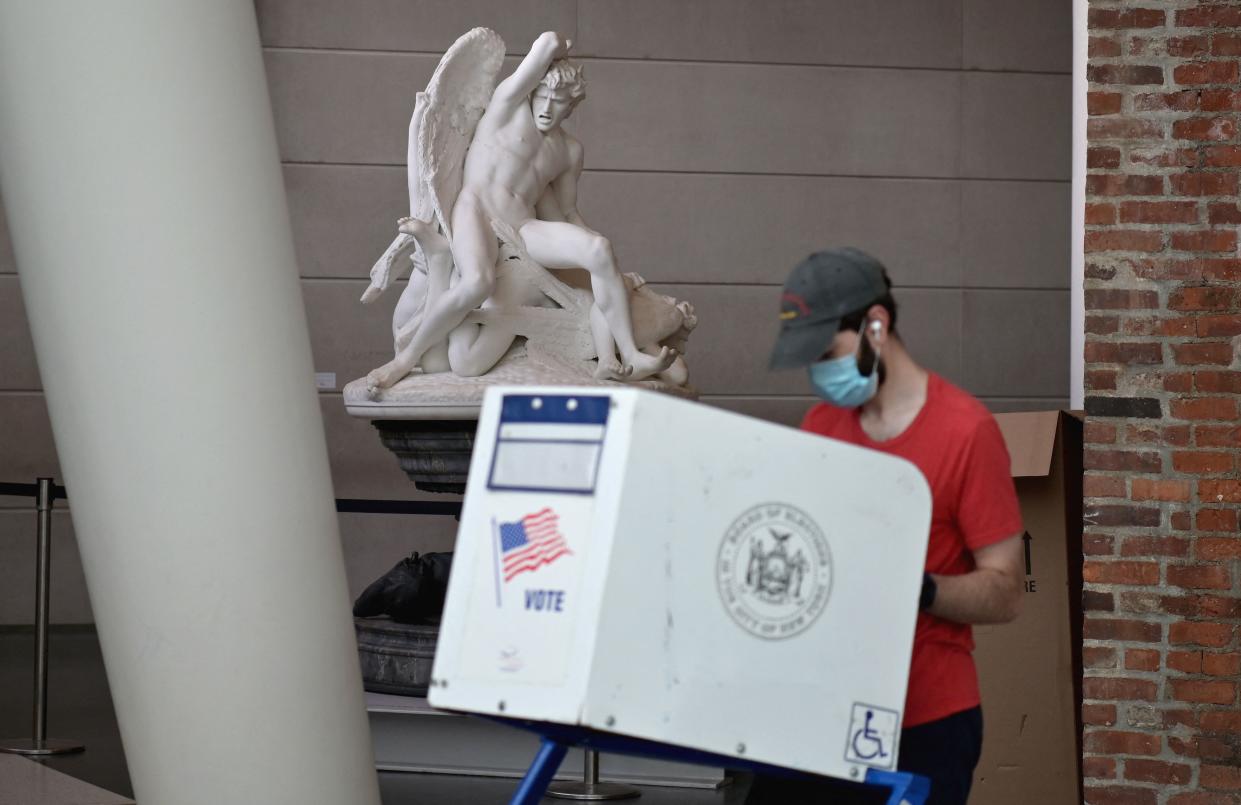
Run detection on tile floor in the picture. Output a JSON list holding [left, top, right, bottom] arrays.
[[0, 754, 133, 805]]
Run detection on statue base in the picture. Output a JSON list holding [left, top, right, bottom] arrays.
[[343, 348, 696, 421]]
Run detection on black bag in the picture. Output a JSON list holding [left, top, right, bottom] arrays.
[[353, 551, 453, 625]]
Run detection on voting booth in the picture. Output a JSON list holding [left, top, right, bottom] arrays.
[[429, 387, 933, 802]]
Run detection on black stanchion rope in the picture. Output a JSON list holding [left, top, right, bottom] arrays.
[[1, 481, 460, 517]]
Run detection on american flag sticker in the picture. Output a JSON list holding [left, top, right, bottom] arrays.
[[491, 508, 572, 604]]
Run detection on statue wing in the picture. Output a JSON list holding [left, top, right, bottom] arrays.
[[416, 27, 506, 240], [362, 232, 420, 303], [365, 87, 433, 301], [365, 29, 503, 302], [406, 92, 434, 223]]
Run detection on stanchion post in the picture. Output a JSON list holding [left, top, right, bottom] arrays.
[[0, 477, 84, 756], [546, 749, 640, 801], [33, 477, 52, 743]]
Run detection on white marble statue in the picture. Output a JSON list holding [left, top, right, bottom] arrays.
[[360, 28, 695, 395]]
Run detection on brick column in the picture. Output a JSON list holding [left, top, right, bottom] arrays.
[[1085, 2, 1241, 803]]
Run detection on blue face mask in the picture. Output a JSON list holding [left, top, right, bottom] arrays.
[[807, 340, 880, 408]]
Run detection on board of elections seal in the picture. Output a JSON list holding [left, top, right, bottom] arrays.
[[716, 502, 833, 640]]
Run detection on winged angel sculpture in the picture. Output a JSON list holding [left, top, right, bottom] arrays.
[[361, 29, 696, 395]]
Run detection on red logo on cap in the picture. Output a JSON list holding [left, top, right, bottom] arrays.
[[781, 292, 811, 318]]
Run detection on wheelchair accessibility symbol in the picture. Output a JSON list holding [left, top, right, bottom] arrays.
[[845, 703, 899, 770]]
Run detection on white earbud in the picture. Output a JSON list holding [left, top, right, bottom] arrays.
[[869, 321, 882, 335]]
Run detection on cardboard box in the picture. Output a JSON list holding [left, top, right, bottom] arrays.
[[970, 411, 1083, 805]]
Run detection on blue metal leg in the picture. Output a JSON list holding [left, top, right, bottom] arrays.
[[864, 769, 931, 805], [510, 738, 569, 805]]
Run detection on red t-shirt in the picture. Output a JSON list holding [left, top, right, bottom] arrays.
[[800, 372, 1022, 727]]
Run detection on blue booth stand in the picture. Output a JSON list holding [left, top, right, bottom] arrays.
[[495, 719, 931, 805]]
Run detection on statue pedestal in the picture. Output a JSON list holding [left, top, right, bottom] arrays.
[[372, 420, 475, 495]]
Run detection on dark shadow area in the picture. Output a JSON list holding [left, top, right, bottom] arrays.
[[0, 627, 132, 798], [1, 627, 749, 804]]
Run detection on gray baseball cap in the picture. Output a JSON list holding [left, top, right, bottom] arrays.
[[769, 247, 890, 369]]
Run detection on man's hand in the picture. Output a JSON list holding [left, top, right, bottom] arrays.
[[924, 533, 1024, 625], [540, 31, 572, 59]]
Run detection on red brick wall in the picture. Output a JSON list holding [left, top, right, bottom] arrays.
[[1085, 2, 1241, 803]]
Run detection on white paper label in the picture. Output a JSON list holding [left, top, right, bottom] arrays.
[[314, 372, 336, 390], [458, 495, 596, 686]]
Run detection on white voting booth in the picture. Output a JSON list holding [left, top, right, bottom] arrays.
[[429, 386, 931, 793]]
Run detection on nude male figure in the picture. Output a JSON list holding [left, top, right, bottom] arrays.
[[366, 31, 675, 391]]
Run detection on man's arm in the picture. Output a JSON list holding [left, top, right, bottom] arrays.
[[491, 31, 570, 109], [926, 533, 1024, 624]]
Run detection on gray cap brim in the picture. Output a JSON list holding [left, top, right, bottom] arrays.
[[769, 318, 838, 369]]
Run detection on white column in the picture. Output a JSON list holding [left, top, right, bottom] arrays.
[[0, 3, 380, 804], [1072, 0, 1088, 409]]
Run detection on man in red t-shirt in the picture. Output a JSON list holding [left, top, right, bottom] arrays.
[[745, 248, 1024, 805]]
